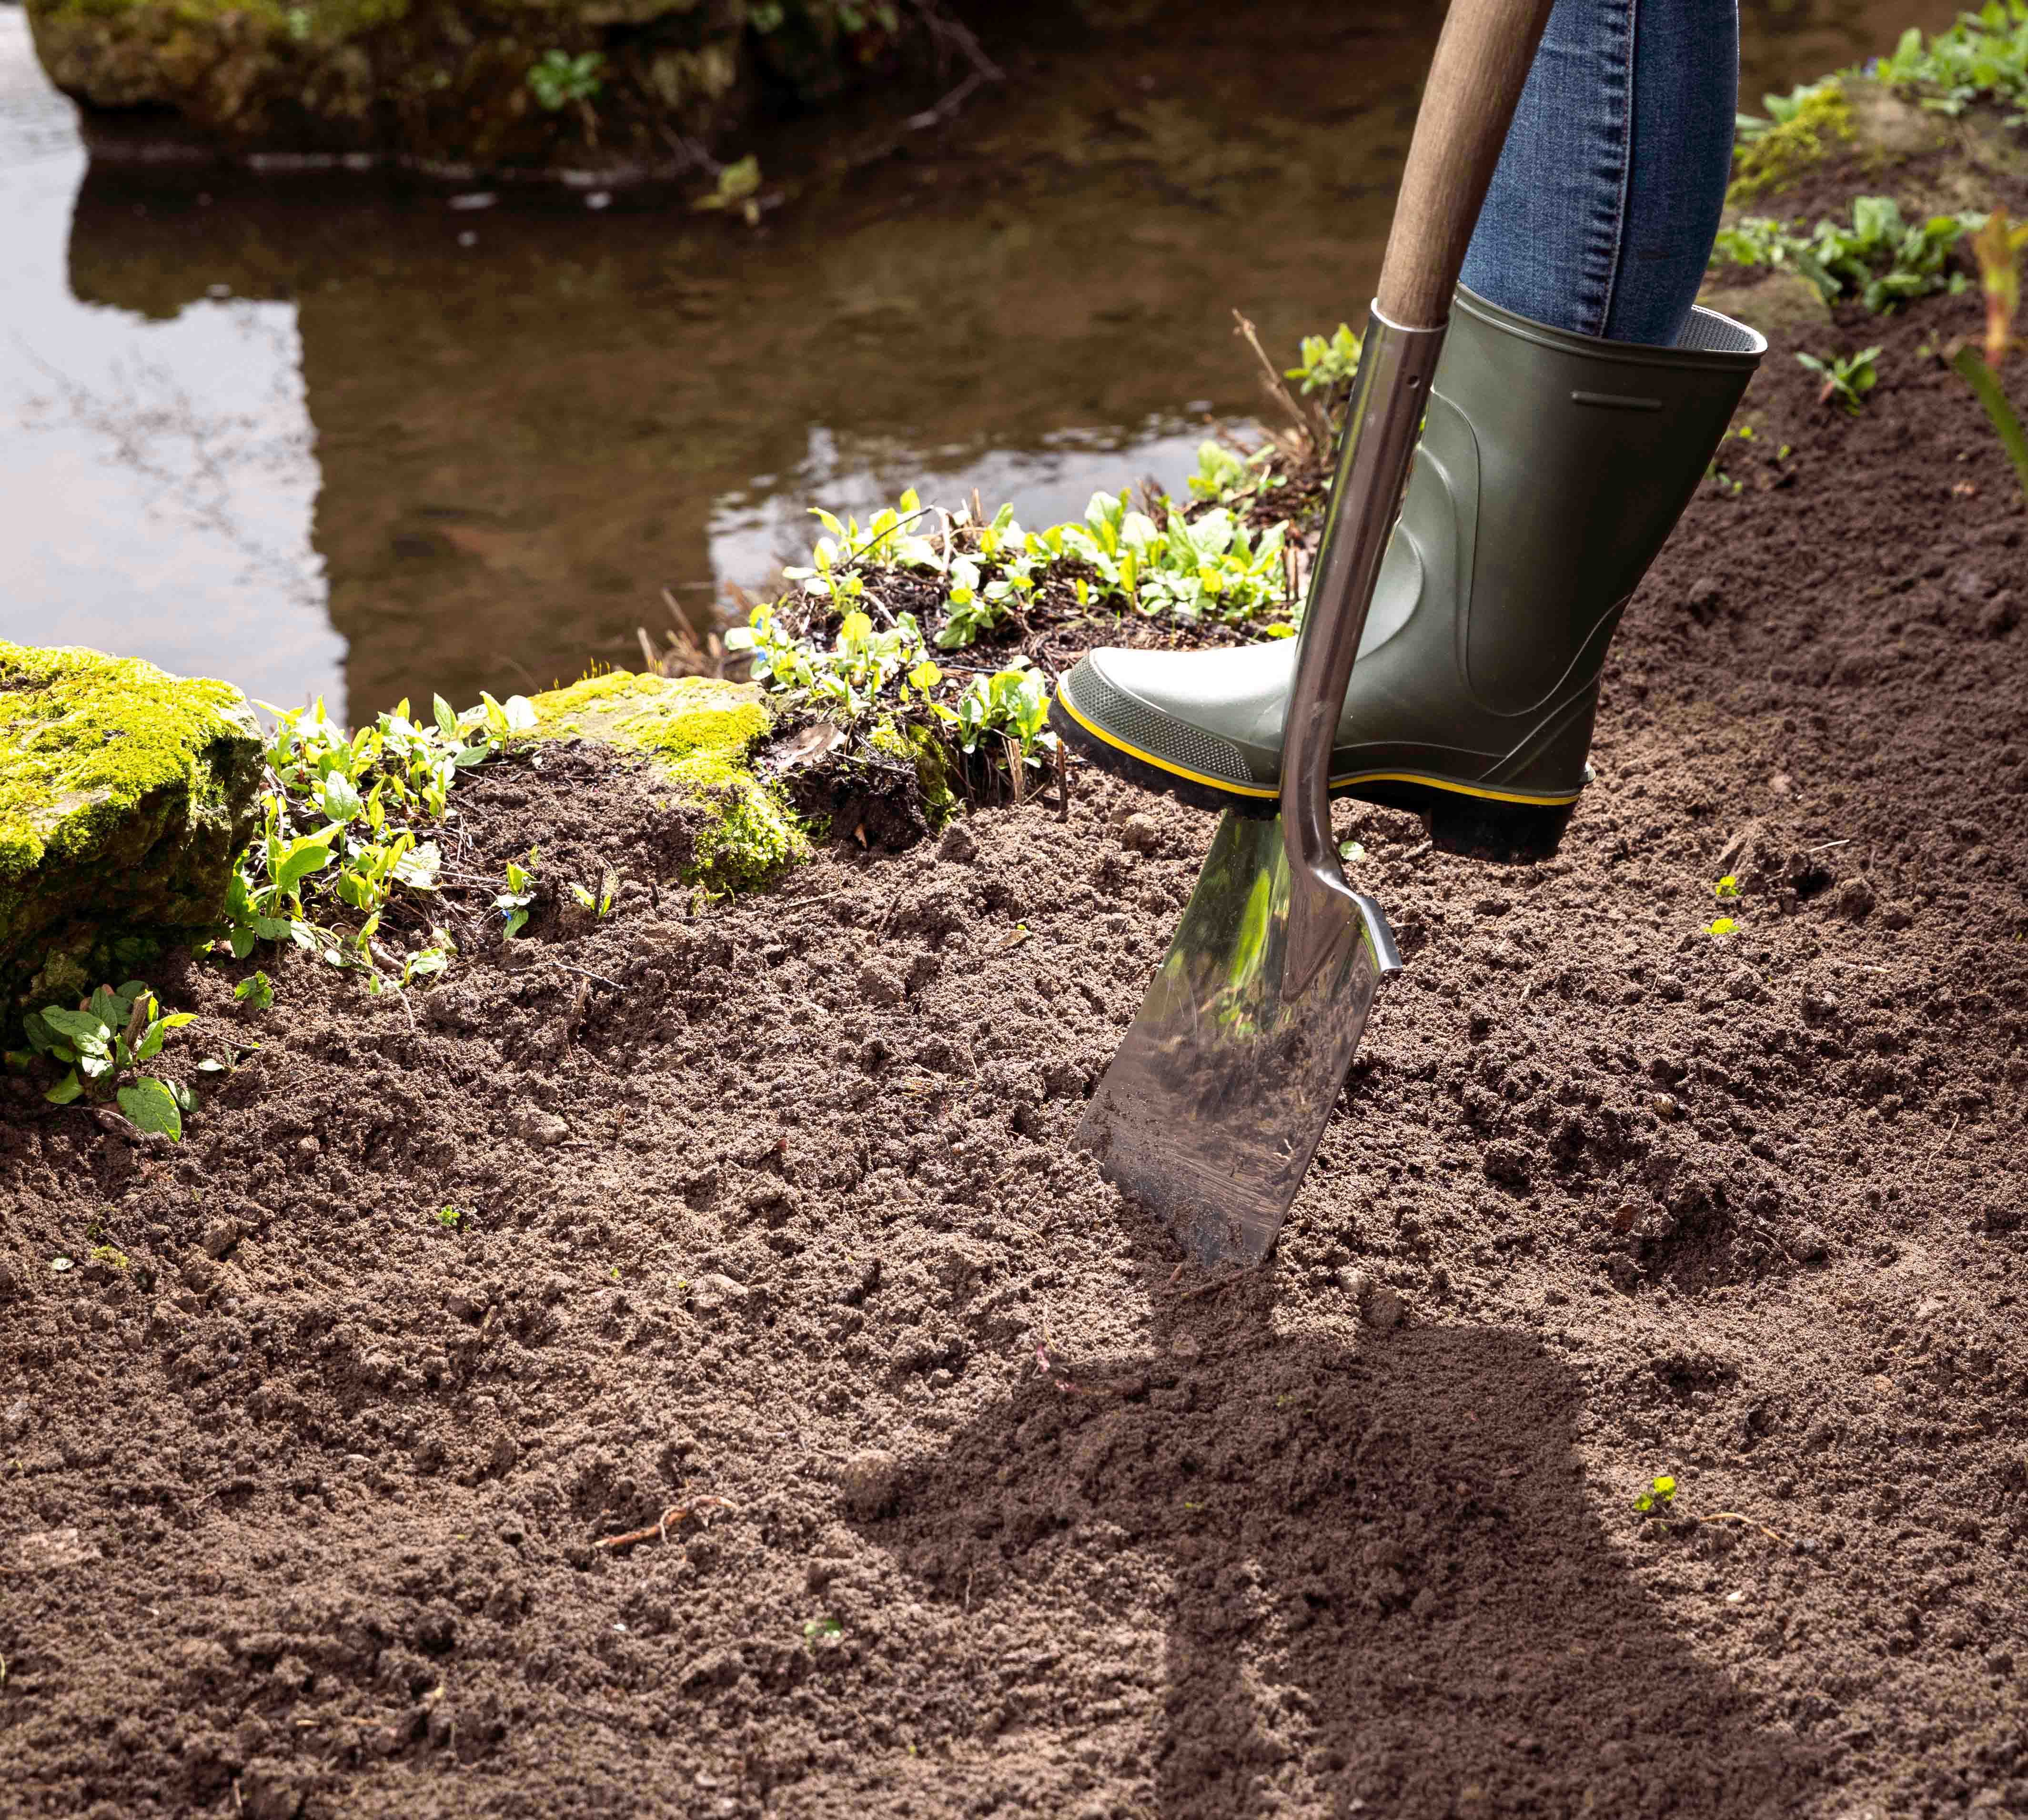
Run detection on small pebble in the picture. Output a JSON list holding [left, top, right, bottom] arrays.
[[837, 1449, 897, 1519], [1363, 1284, 1405, 1332], [1119, 813, 1162, 855]]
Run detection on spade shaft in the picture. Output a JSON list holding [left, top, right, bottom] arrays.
[[1076, 0, 1558, 1264]]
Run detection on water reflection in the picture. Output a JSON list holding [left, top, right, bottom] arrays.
[[0, 0, 1969, 723]]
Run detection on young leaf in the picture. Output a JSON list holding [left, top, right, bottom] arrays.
[[118, 1077, 183, 1140], [40, 1008, 111, 1050]]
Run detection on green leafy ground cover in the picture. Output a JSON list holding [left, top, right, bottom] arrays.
[[1726, 3, 2028, 206], [712, 443, 1317, 818]]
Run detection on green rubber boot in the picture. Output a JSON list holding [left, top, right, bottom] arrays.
[[1052, 285, 1765, 859]]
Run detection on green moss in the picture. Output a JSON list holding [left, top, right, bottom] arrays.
[[36, 0, 407, 33], [0, 642, 262, 1011], [1730, 80, 1854, 203], [0, 644, 255, 879], [528, 670, 808, 892]]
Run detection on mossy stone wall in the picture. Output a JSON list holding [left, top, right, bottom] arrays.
[[0, 644, 263, 1011], [25, 0, 920, 176]]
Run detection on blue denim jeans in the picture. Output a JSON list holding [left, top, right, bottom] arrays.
[[1459, 0, 1737, 347]]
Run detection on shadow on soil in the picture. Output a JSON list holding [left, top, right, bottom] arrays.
[[859, 1273, 1816, 1817]]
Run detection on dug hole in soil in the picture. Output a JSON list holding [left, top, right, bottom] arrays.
[[6, 228, 2028, 1820]]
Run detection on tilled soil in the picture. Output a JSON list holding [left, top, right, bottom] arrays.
[[5, 250, 2028, 1820]]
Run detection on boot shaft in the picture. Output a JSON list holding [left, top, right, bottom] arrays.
[[1413, 286, 1763, 717]]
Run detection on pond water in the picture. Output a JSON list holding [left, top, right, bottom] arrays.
[[0, 0, 1966, 723]]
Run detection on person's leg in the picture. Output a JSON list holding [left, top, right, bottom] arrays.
[[1459, 0, 1738, 345]]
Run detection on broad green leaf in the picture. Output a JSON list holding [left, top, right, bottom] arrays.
[[321, 771, 363, 822], [43, 1070, 83, 1105], [40, 1007, 111, 1048], [275, 837, 336, 893], [118, 1077, 182, 1140]]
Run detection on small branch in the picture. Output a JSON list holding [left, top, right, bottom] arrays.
[[593, 1495, 738, 1551], [549, 961, 628, 992], [1232, 310, 1330, 459]]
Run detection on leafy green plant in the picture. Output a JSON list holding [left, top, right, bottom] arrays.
[[731, 605, 944, 722], [1055, 490, 1290, 625], [1796, 344, 1882, 414], [942, 657, 1057, 766], [1285, 322, 1363, 395], [1705, 915, 1740, 937], [1713, 197, 1981, 313], [222, 689, 530, 988], [495, 848, 540, 940], [1713, 874, 1741, 901], [1877, 2, 2028, 120], [527, 49, 604, 111], [1634, 1473, 1678, 1515], [433, 1204, 466, 1230], [568, 873, 617, 918], [234, 971, 274, 1010], [22, 982, 196, 1139], [1950, 206, 2028, 504]]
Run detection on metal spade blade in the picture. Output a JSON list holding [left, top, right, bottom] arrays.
[[1075, 809, 1402, 1265], [1067, 0, 1556, 1263], [1073, 305, 1442, 1264]]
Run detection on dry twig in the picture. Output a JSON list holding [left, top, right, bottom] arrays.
[[593, 1495, 739, 1551]]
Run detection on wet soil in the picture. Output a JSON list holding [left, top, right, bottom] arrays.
[[5, 257, 2028, 1820]]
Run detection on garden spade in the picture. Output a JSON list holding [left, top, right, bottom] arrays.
[[1074, 0, 1557, 1265]]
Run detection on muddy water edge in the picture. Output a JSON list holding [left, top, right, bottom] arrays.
[[4, 0, 1967, 720]]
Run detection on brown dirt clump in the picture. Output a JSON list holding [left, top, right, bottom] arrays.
[[5, 246, 2028, 1820]]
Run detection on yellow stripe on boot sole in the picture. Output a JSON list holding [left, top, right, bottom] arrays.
[[1053, 682, 1584, 809]]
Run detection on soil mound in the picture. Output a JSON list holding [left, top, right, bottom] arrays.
[[4, 241, 2028, 1820]]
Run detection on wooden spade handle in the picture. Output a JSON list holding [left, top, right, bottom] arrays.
[[1376, 0, 1558, 328]]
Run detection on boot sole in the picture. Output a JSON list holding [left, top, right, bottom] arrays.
[[1050, 695, 1578, 864]]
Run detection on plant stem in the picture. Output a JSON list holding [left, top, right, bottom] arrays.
[[1951, 345, 2028, 506]]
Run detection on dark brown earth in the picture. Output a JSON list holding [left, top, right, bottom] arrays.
[[6, 206, 2028, 1820]]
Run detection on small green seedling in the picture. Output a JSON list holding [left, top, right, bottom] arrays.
[[1713, 874, 1741, 900], [527, 49, 604, 111], [1705, 915, 1740, 937], [1796, 345, 1882, 415], [1634, 1473, 1678, 1515], [1285, 322, 1363, 395], [802, 1617, 844, 1641], [25, 982, 196, 1139], [568, 871, 617, 918], [433, 1205, 466, 1230], [234, 971, 274, 1010], [496, 848, 540, 939]]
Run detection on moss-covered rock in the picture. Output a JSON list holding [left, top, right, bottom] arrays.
[[0, 644, 262, 1012], [527, 669, 807, 890], [26, 0, 928, 178]]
